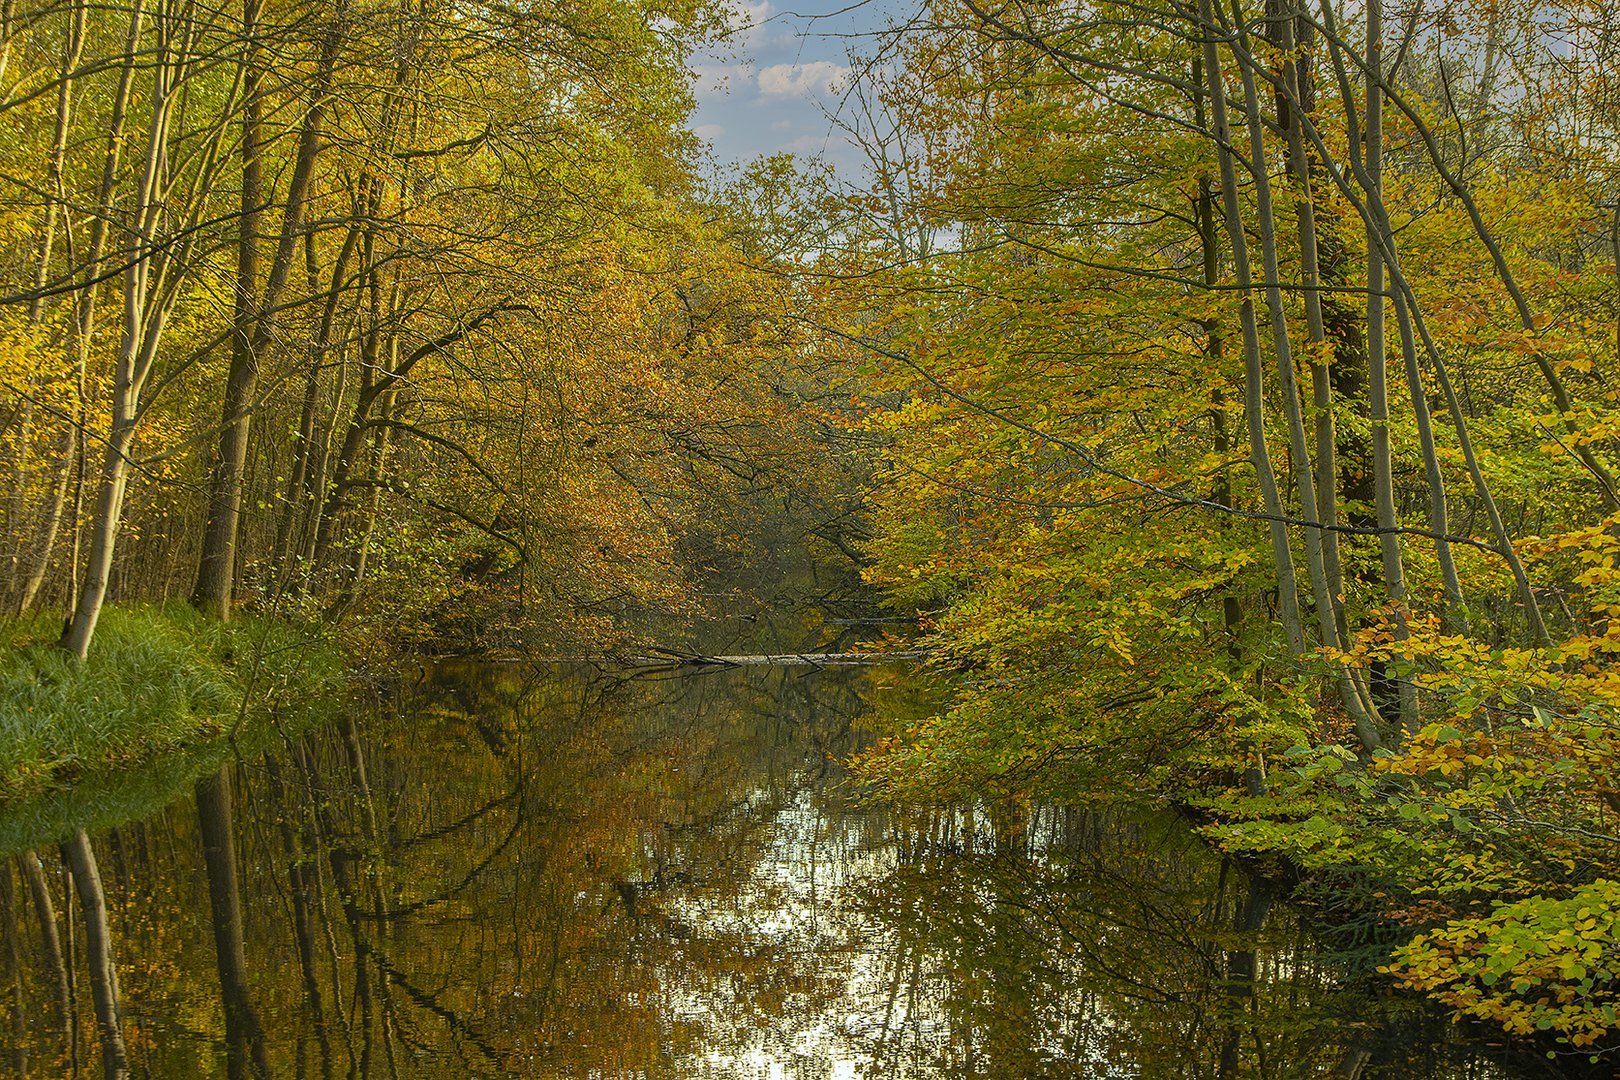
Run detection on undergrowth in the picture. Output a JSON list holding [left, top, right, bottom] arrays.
[[0, 602, 344, 805]]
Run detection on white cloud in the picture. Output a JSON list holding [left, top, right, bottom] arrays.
[[770, 118, 792, 130], [780, 132, 831, 154], [757, 60, 847, 99], [691, 62, 751, 95], [718, 0, 772, 50], [694, 123, 725, 140]]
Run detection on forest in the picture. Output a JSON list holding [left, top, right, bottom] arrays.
[[1, 0, 1619, 1072]]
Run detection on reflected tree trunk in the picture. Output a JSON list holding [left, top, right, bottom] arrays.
[[291, 737, 359, 1075], [265, 756, 334, 1079], [326, 848, 375, 1078], [315, 722, 379, 1077], [1217, 874, 1273, 1077], [19, 853, 71, 1047], [196, 766, 272, 1080], [61, 832, 126, 1080], [1, 862, 25, 1077]]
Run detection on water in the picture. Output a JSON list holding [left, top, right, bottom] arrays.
[[0, 663, 1582, 1077]]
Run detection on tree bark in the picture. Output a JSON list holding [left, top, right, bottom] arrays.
[[64, 4, 238, 656], [273, 220, 361, 581], [192, 9, 341, 617], [191, 0, 265, 620], [62, 8, 179, 658], [1197, 10, 1306, 657], [23, 0, 146, 619], [1224, 0, 1383, 749]]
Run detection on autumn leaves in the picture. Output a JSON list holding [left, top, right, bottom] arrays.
[[838, 0, 1620, 1052]]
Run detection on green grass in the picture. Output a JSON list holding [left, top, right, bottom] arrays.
[[0, 602, 345, 809]]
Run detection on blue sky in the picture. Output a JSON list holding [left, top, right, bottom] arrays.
[[687, 0, 900, 178]]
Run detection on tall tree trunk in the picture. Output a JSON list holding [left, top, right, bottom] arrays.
[[273, 220, 360, 581], [191, 0, 264, 620], [1310, 0, 1467, 634], [1301, 14, 1559, 639], [1273, 0, 1402, 734], [28, 0, 146, 621], [64, 2, 237, 657], [11, 2, 89, 614], [1270, 0, 1348, 634], [1193, 58, 1260, 796], [1225, 0, 1383, 749], [1197, 14, 1306, 657], [193, 10, 341, 617], [1362, 0, 1416, 732], [63, 7, 179, 658]]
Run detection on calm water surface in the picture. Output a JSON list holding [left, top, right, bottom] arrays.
[[0, 663, 1581, 1077]]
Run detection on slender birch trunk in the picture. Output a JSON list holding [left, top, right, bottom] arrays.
[[1271, 0, 1346, 637], [10, 4, 89, 613], [273, 220, 360, 579], [1287, 0, 1535, 638], [1197, 1, 1306, 656], [21, 0, 148, 618], [63, 0, 239, 657], [62, 5, 180, 659], [1359, 0, 1417, 732], [1224, 0, 1383, 749], [1308, 0, 1467, 632], [1193, 57, 1265, 795], [1296, 18, 1547, 639]]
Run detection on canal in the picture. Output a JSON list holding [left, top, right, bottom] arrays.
[[0, 662, 1576, 1077]]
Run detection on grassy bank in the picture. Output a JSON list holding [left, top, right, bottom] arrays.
[[0, 603, 345, 807]]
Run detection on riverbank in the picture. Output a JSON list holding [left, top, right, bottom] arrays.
[[0, 603, 345, 807]]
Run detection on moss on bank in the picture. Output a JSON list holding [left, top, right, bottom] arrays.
[[0, 603, 345, 807]]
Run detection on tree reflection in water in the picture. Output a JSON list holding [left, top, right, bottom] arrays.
[[0, 665, 1576, 1078]]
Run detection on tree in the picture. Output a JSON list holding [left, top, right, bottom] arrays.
[[840, 0, 1620, 1044]]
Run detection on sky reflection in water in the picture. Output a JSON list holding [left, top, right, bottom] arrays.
[[0, 664, 1564, 1078]]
